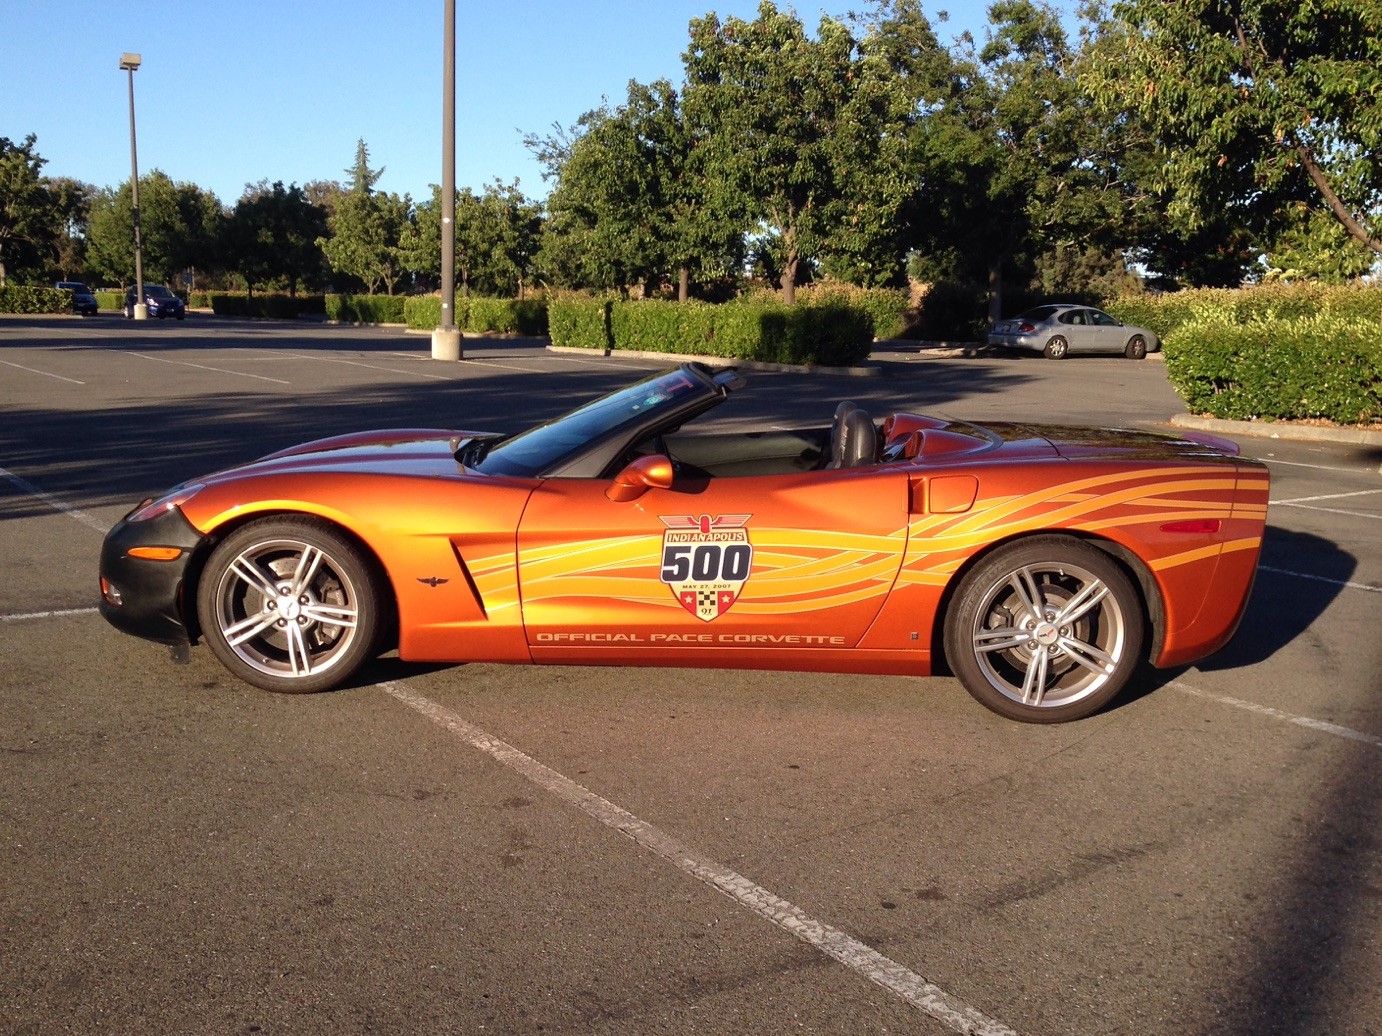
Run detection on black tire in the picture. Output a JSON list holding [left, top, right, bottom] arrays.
[[1124, 335, 1147, 360], [1043, 335, 1069, 359], [196, 517, 382, 693], [943, 536, 1145, 723]]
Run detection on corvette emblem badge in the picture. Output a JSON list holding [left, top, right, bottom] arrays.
[[659, 514, 753, 622]]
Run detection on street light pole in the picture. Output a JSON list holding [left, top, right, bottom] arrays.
[[119, 52, 147, 320], [431, 0, 462, 361]]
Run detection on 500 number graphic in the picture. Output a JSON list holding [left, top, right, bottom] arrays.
[[660, 543, 753, 583]]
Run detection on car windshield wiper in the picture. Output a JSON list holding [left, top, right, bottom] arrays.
[[454, 434, 504, 468]]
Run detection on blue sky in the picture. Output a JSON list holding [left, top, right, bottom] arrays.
[[4, 1, 999, 205]]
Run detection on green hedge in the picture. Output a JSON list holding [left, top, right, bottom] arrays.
[[0, 286, 70, 314], [794, 283, 911, 340], [325, 293, 407, 324], [549, 295, 614, 350], [403, 296, 550, 335], [1164, 314, 1382, 424], [96, 290, 123, 311], [210, 293, 324, 319], [555, 297, 874, 367], [404, 295, 447, 330], [1104, 283, 1382, 340]]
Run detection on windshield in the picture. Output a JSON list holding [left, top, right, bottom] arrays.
[[468, 366, 713, 477], [146, 285, 175, 298]]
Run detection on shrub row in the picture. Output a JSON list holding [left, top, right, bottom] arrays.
[[325, 293, 407, 324], [1104, 282, 1382, 341], [0, 286, 71, 313], [549, 296, 875, 367], [1164, 314, 1382, 424], [209, 293, 326, 319], [96, 290, 124, 311], [402, 296, 550, 335], [789, 283, 911, 340]]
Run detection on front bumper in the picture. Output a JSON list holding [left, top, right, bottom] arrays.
[[98, 505, 208, 646]]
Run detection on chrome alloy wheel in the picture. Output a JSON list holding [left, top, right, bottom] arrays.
[[968, 560, 1129, 710], [208, 535, 361, 682]]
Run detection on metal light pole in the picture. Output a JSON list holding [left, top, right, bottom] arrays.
[[431, 0, 462, 360], [119, 52, 147, 320]]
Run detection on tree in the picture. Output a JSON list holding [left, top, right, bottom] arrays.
[[907, 1, 1105, 321], [0, 134, 56, 287], [404, 180, 542, 296], [317, 140, 411, 294], [1085, 0, 1382, 262], [85, 170, 216, 286], [682, 1, 919, 302], [529, 79, 743, 299], [46, 177, 96, 281], [229, 180, 328, 294]]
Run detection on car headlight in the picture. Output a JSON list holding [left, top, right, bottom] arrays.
[[126, 483, 205, 522]]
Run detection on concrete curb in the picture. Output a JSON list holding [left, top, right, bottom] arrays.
[[1170, 413, 1382, 447]]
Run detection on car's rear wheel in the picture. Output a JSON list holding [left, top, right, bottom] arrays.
[[197, 517, 382, 693], [1124, 335, 1147, 360], [1044, 336, 1068, 359], [943, 536, 1144, 723]]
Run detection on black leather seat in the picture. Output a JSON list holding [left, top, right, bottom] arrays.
[[826, 401, 878, 468]]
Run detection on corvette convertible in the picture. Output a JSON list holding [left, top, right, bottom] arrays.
[[99, 363, 1269, 723]]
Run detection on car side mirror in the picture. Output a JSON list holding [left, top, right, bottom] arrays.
[[606, 455, 674, 502]]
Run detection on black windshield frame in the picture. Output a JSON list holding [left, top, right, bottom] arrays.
[[465, 363, 738, 479]]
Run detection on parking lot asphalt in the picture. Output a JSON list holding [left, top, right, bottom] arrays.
[[2, 314, 1380, 1035]]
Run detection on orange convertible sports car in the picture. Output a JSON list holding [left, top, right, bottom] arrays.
[[99, 363, 1269, 723]]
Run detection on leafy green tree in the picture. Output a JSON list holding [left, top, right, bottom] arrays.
[[85, 170, 218, 286], [682, 1, 919, 302], [1085, 0, 1382, 263], [533, 78, 744, 299], [229, 180, 328, 295], [47, 177, 96, 281], [317, 140, 411, 294], [404, 180, 542, 296], [907, 1, 1104, 321], [1262, 203, 1377, 283], [0, 134, 57, 287]]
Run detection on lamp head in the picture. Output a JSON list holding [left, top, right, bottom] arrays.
[[119, 53, 142, 71]]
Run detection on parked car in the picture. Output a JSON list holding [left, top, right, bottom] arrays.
[[989, 304, 1160, 359], [55, 281, 98, 316], [124, 284, 186, 320], [98, 362, 1268, 724]]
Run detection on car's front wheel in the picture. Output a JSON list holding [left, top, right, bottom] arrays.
[[1043, 336, 1068, 359], [943, 536, 1145, 723], [197, 517, 383, 693], [1124, 335, 1147, 360]]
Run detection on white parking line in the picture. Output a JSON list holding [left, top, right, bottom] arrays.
[[273, 353, 455, 380], [1258, 565, 1382, 594], [1264, 458, 1382, 476], [0, 360, 86, 385], [1172, 680, 1382, 749], [1271, 489, 1382, 505], [0, 466, 111, 533], [121, 351, 291, 384], [380, 680, 1020, 1036], [1, 606, 99, 622]]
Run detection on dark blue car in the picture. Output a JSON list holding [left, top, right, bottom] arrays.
[[56, 281, 99, 316], [124, 284, 186, 320]]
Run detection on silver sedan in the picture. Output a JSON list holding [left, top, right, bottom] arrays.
[[988, 304, 1160, 359]]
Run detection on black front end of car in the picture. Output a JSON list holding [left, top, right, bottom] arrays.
[[98, 504, 208, 646]]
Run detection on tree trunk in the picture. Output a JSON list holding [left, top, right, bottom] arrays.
[[781, 253, 798, 306], [678, 266, 689, 303], [987, 259, 1004, 328]]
